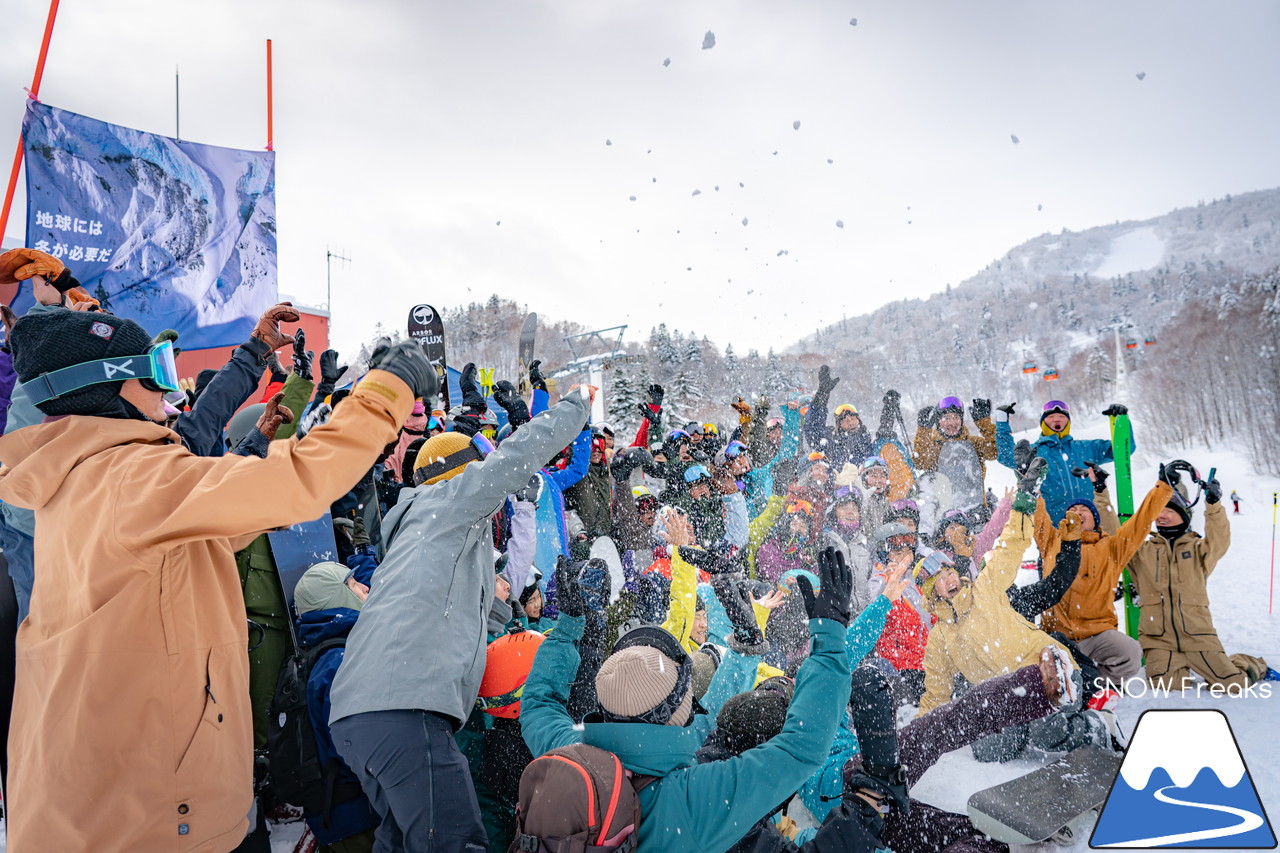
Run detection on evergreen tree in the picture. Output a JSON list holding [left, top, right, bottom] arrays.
[[607, 357, 648, 434]]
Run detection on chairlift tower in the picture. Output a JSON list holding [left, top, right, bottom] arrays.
[[561, 325, 628, 423]]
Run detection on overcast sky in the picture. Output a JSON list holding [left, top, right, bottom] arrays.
[[3, 1, 1278, 357]]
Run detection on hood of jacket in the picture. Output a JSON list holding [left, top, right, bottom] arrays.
[[0, 416, 177, 511], [583, 719, 701, 777], [296, 607, 360, 648], [927, 579, 976, 622]]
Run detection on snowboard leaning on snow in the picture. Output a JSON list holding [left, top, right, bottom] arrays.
[[966, 746, 1122, 845]]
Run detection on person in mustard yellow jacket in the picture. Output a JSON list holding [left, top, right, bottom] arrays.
[[1035, 476, 1173, 687], [0, 309, 434, 853]]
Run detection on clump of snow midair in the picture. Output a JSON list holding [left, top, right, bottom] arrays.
[[1136, 71, 1146, 81], [1010, 134, 1020, 144], [702, 31, 716, 49], [663, 58, 671, 67], [836, 220, 844, 228], [793, 120, 802, 130], [742, 218, 749, 227], [692, 189, 702, 197], [849, 17, 858, 26], [605, 139, 612, 146]]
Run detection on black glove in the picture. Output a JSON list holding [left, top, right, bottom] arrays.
[[884, 389, 900, 405], [291, 329, 313, 381], [1204, 478, 1222, 504], [646, 383, 665, 408], [265, 351, 288, 384], [492, 380, 531, 426], [816, 365, 839, 397], [711, 576, 766, 652], [1013, 439, 1035, 476], [1159, 462, 1181, 488], [610, 447, 651, 482], [459, 362, 486, 412], [772, 458, 798, 496], [320, 349, 341, 385], [1087, 461, 1110, 493], [554, 555, 587, 618], [796, 547, 853, 627], [1017, 455, 1047, 496], [528, 359, 547, 392], [1101, 403, 1128, 417], [368, 341, 439, 400], [996, 402, 1017, 416], [679, 547, 736, 576], [971, 398, 991, 421], [917, 405, 938, 429], [514, 475, 542, 503], [638, 402, 662, 431]]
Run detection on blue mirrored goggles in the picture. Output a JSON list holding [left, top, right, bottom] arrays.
[[24, 339, 180, 406], [722, 440, 749, 460]]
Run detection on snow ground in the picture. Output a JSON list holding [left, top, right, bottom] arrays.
[[2, 417, 1275, 852], [1093, 226, 1166, 278]]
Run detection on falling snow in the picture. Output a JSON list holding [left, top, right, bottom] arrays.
[[702, 31, 716, 49]]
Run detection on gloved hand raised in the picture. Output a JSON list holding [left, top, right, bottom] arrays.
[[292, 328, 313, 381], [710, 576, 766, 653], [528, 359, 547, 393], [917, 406, 938, 429], [368, 341, 439, 400], [610, 447, 650, 482], [1058, 512, 1082, 542], [970, 398, 991, 421], [492, 379, 531, 426], [816, 365, 839, 397], [459, 362, 486, 412], [1204, 478, 1222, 504], [255, 392, 294, 441], [1101, 403, 1128, 417], [796, 546, 853, 627], [250, 302, 300, 352], [319, 350, 342, 385], [554, 555, 588, 618]]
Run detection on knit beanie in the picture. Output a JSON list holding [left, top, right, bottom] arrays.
[[477, 629, 545, 719], [11, 310, 154, 416], [413, 431, 479, 485], [1065, 498, 1102, 530], [716, 688, 790, 755], [691, 649, 718, 700], [294, 562, 365, 614], [596, 645, 693, 727]]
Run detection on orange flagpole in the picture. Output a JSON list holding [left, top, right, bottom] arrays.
[[0, 0, 62, 246], [265, 39, 273, 151]]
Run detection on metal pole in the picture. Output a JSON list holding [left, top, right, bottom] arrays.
[[0, 0, 63, 244], [175, 66, 180, 141], [1270, 492, 1277, 614], [325, 247, 351, 329], [265, 40, 273, 151]]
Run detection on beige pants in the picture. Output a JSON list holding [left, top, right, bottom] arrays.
[[1076, 629, 1143, 687], [1145, 647, 1269, 690]]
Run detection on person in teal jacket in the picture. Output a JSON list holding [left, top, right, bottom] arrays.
[[521, 549, 854, 853], [744, 401, 802, 518], [994, 399, 1134, 522]]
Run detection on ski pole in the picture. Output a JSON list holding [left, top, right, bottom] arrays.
[[1271, 492, 1277, 615]]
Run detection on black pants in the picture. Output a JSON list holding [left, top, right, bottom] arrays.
[[333, 709, 486, 853]]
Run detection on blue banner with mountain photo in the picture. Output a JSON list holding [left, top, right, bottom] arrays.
[[18, 100, 277, 349]]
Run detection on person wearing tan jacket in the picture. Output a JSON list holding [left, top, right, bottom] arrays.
[[912, 396, 997, 517], [1131, 476, 1273, 690], [0, 308, 435, 853], [917, 501, 1116, 762], [1035, 477, 1173, 686]]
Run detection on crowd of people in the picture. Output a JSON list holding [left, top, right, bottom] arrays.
[[0, 245, 1273, 853]]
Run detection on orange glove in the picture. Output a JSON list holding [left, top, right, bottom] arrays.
[[1058, 512, 1082, 542], [0, 248, 64, 286], [64, 286, 102, 311]]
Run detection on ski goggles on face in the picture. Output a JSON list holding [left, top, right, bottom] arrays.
[[1043, 401, 1069, 416], [861, 456, 887, 470], [667, 429, 692, 443], [834, 404, 859, 419], [24, 339, 180, 406], [722, 440, 749, 460], [890, 498, 919, 513], [833, 484, 863, 505], [913, 551, 955, 584], [937, 396, 964, 413], [415, 432, 495, 484], [939, 509, 970, 528]]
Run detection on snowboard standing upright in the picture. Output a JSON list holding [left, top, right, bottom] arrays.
[[1109, 411, 1139, 640], [408, 303, 449, 411], [518, 312, 538, 397]]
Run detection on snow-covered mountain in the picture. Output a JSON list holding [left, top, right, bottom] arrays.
[[1120, 710, 1246, 790]]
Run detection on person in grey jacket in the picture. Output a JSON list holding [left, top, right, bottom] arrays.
[[329, 387, 590, 853]]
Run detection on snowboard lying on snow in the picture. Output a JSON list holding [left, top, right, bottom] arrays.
[[966, 746, 1122, 845]]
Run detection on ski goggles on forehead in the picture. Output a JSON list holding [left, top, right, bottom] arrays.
[[722, 440, 749, 459], [862, 456, 887, 469], [937, 396, 964, 412], [940, 509, 970, 526], [834, 404, 859, 418], [24, 339, 180, 406], [890, 498, 919, 513], [833, 484, 862, 504], [667, 429, 692, 442]]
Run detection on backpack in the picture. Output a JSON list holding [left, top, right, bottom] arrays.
[[265, 638, 364, 823], [509, 743, 651, 853]]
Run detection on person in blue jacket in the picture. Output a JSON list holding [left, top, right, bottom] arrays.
[[293, 562, 381, 853], [520, 547, 855, 853], [994, 399, 1133, 522]]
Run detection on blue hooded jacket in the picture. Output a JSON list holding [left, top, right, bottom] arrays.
[[995, 420, 1134, 522], [296, 608, 380, 845]]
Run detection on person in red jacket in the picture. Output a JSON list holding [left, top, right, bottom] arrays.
[[866, 522, 933, 706]]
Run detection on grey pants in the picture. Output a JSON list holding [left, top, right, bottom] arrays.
[[1075, 629, 1142, 687], [333, 709, 486, 853], [971, 671, 1106, 763]]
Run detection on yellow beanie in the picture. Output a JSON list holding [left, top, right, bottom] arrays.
[[412, 432, 478, 485]]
